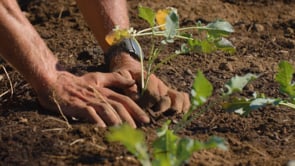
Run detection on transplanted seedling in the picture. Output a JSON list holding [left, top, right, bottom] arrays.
[[107, 121, 227, 166], [105, 6, 235, 91], [223, 61, 295, 116], [106, 70, 227, 166]]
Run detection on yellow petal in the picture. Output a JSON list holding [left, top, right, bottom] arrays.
[[155, 9, 169, 30], [105, 29, 130, 46]]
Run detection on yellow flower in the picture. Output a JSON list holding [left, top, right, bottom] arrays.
[[155, 9, 170, 30], [105, 29, 130, 45]]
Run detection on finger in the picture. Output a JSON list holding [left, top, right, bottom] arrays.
[[108, 100, 137, 128], [156, 96, 171, 113], [182, 92, 191, 113], [124, 86, 140, 101], [145, 75, 167, 99], [168, 89, 184, 113], [59, 99, 106, 127], [92, 102, 122, 126], [102, 88, 150, 124], [84, 106, 107, 127], [61, 86, 122, 126]]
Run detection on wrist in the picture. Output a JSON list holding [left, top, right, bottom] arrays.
[[104, 38, 144, 71], [109, 52, 140, 71], [27, 54, 62, 93]]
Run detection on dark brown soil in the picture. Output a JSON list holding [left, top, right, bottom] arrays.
[[1, 0, 295, 165]]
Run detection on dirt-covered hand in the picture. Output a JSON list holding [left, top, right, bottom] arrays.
[[109, 52, 190, 114], [37, 71, 150, 128]]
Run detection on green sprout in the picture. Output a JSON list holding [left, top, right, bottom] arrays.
[[106, 121, 227, 166]]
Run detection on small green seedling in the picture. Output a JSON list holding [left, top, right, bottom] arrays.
[[106, 121, 227, 166], [106, 6, 235, 91], [106, 71, 226, 166], [177, 61, 295, 130], [223, 61, 295, 116]]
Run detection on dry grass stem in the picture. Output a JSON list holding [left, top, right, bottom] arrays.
[[0, 89, 10, 98], [58, 6, 64, 20], [89, 86, 116, 113], [69, 138, 85, 146], [52, 94, 72, 129], [1, 65, 14, 98], [44, 116, 72, 126], [41, 127, 66, 132]]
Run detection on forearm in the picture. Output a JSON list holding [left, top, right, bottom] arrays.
[[75, 0, 130, 52], [0, 0, 59, 91]]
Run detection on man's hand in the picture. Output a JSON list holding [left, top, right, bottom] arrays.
[[37, 71, 150, 128], [109, 52, 191, 115]]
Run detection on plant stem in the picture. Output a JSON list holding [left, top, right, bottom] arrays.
[[137, 24, 165, 34], [279, 101, 295, 109], [132, 32, 164, 37]]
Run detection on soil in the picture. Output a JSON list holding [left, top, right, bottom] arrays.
[[1, 0, 295, 165]]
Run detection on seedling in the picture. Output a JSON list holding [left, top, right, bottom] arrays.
[[176, 61, 295, 131], [223, 61, 295, 116], [106, 6, 235, 91], [107, 121, 227, 166], [106, 71, 227, 166]]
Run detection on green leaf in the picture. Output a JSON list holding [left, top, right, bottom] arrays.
[[200, 40, 216, 53], [224, 73, 258, 95], [215, 37, 236, 54], [164, 7, 179, 41], [153, 121, 227, 166], [106, 124, 151, 166], [203, 136, 228, 151], [275, 61, 295, 98], [205, 20, 234, 38], [223, 97, 280, 116], [191, 71, 213, 108], [223, 97, 251, 115], [152, 120, 178, 166], [175, 138, 195, 165], [138, 6, 155, 27], [187, 38, 214, 54]]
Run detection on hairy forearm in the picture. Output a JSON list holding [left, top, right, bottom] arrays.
[[75, 0, 130, 52], [0, 0, 58, 91]]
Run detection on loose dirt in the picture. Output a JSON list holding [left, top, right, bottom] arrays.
[[1, 0, 295, 165]]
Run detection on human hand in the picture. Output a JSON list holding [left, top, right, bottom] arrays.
[[37, 71, 150, 128], [109, 52, 190, 115]]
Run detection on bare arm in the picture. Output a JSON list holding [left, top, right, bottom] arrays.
[[75, 0, 191, 114], [0, 0, 58, 92], [75, 0, 129, 52], [0, 0, 150, 127]]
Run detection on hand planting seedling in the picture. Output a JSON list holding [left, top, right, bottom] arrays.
[[106, 70, 227, 166], [106, 60, 295, 166], [105, 6, 235, 91], [105, 6, 235, 165]]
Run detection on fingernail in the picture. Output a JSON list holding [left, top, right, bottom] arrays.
[[141, 115, 150, 123], [96, 123, 106, 128]]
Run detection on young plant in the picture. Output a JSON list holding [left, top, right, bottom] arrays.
[[223, 61, 295, 116], [173, 70, 213, 131], [105, 6, 235, 91], [106, 121, 227, 166], [177, 62, 295, 130], [106, 71, 227, 166]]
